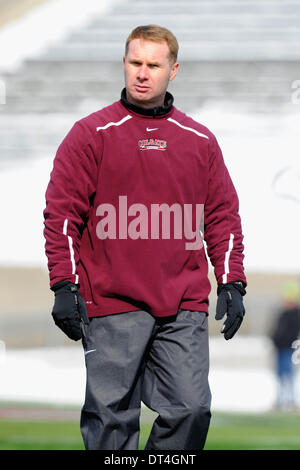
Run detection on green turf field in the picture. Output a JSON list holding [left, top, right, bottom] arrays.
[[0, 407, 299, 450]]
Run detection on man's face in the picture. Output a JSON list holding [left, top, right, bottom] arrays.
[[123, 38, 179, 109]]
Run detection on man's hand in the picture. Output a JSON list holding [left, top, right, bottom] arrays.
[[215, 281, 246, 340], [51, 281, 89, 341]]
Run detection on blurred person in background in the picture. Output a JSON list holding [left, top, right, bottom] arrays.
[[43, 24, 247, 450], [270, 281, 300, 411]]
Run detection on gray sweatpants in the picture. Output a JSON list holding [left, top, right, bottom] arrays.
[[80, 308, 211, 450]]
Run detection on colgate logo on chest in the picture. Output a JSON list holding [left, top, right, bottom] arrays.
[[139, 138, 167, 151]]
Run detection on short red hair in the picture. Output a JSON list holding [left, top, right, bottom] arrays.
[[125, 25, 179, 64]]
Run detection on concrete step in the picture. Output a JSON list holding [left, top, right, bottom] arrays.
[[69, 28, 300, 43], [116, 0, 300, 15], [88, 13, 300, 29], [0, 1, 298, 128], [5, 60, 298, 80], [0, 93, 294, 115], [1, 60, 296, 114], [39, 40, 300, 61], [4, 76, 292, 94]]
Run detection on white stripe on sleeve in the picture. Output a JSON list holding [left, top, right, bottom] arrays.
[[63, 218, 79, 284], [96, 115, 132, 131], [167, 117, 209, 139], [222, 233, 234, 284]]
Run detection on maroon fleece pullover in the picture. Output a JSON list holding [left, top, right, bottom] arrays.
[[43, 94, 247, 317]]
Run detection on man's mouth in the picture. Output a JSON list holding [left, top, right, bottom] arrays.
[[135, 84, 150, 93]]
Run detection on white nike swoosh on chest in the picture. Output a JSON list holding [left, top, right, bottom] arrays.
[[146, 127, 158, 131]]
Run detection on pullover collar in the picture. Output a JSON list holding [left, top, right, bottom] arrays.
[[121, 87, 174, 118]]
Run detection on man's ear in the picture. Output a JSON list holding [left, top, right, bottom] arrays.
[[169, 61, 179, 81]]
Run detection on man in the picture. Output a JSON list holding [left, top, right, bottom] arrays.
[[270, 281, 300, 411], [43, 25, 247, 450]]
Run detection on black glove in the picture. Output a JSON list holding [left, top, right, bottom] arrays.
[[51, 281, 89, 341], [215, 281, 246, 340]]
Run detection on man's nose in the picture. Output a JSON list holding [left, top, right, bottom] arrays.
[[137, 65, 149, 80]]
